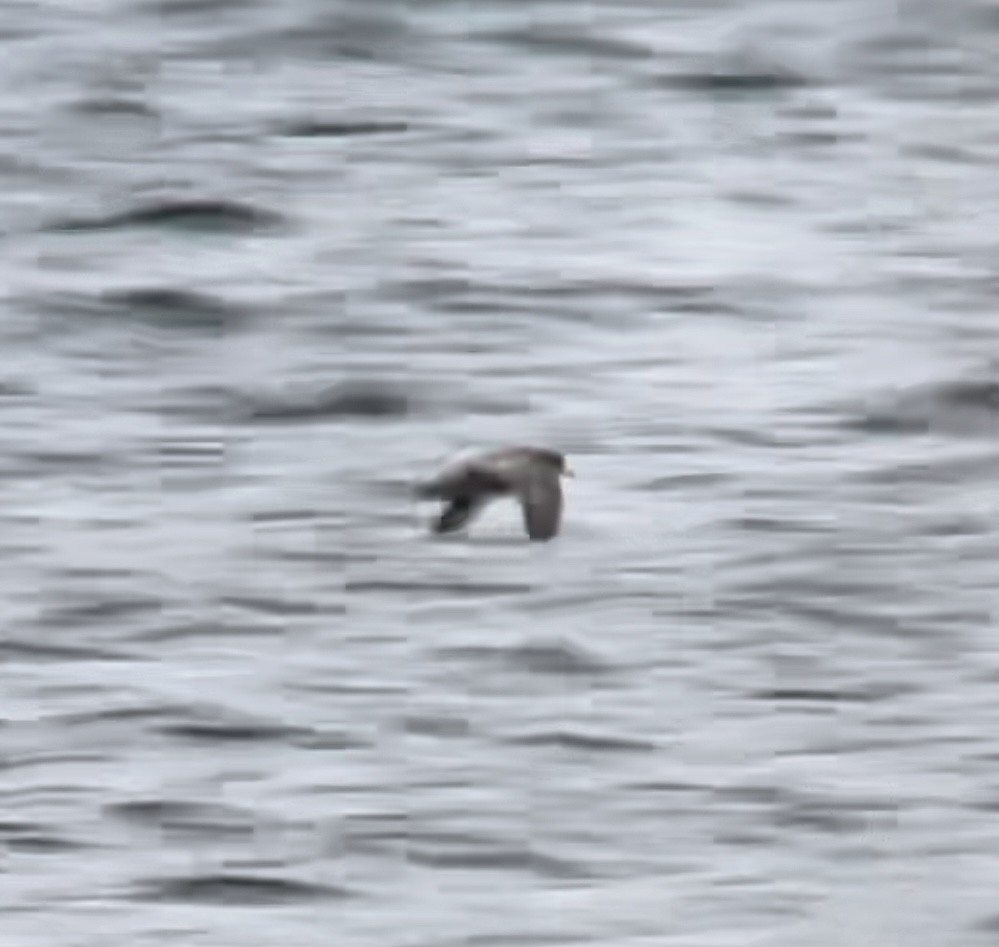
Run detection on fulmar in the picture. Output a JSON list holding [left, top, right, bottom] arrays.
[[415, 446, 573, 541]]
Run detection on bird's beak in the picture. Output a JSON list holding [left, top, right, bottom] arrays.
[[563, 463, 575, 479]]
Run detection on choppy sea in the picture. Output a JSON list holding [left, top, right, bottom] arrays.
[[2, 1, 998, 944]]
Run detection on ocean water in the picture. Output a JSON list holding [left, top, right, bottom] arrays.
[[1, 0, 997, 944]]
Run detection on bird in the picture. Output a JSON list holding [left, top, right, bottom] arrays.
[[415, 446, 573, 541]]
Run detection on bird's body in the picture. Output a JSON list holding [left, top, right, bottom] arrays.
[[416, 446, 572, 541]]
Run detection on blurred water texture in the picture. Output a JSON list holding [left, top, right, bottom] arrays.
[[1, 0, 998, 944]]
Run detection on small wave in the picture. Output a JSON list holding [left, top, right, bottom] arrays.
[[156, 718, 311, 744], [0, 639, 133, 663], [0, 378, 32, 397], [476, 25, 650, 62], [53, 566, 136, 581], [241, 380, 411, 422], [928, 380, 999, 410], [49, 198, 285, 235], [21, 288, 243, 336], [57, 705, 176, 731], [69, 97, 157, 118], [155, 437, 224, 467], [131, 872, 351, 905], [106, 799, 257, 839], [142, 384, 228, 422], [511, 730, 656, 754], [347, 579, 532, 597], [150, 707, 353, 749], [152, 0, 254, 14], [243, 508, 321, 523], [277, 118, 410, 138], [753, 688, 882, 703], [625, 779, 706, 794], [662, 68, 808, 93], [503, 640, 613, 677], [0, 821, 87, 852], [762, 786, 900, 835], [658, 52, 810, 94], [270, 8, 412, 63], [858, 451, 999, 486], [399, 714, 472, 738], [271, 549, 375, 566], [851, 378, 999, 437], [40, 595, 163, 629], [639, 471, 733, 491], [12, 448, 115, 473], [725, 514, 826, 535], [138, 619, 281, 643], [405, 842, 585, 879], [98, 287, 244, 330], [459, 394, 532, 416], [3, 747, 111, 773], [0, 819, 49, 834], [774, 801, 872, 835], [220, 594, 318, 617]]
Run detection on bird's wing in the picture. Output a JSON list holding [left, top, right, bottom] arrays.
[[418, 456, 512, 500], [516, 467, 562, 540], [433, 496, 485, 534]]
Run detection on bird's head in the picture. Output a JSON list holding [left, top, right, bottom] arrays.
[[538, 448, 574, 479]]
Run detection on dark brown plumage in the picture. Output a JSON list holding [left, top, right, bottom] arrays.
[[416, 446, 573, 541]]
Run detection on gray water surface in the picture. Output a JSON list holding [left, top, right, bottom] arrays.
[[2, 1, 998, 945]]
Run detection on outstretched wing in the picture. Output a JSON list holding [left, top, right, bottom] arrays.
[[517, 468, 562, 541], [416, 459, 510, 500], [433, 496, 484, 534]]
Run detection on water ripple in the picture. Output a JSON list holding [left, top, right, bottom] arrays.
[[98, 287, 245, 331], [4, 0, 999, 943], [48, 198, 285, 235], [276, 119, 411, 138], [0, 640, 134, 663], [240, 380, 412, 422], [852, 378, 999, 437], [405, 837, 587, 880], [510, 731, 657, 755], [130, 873, 352, 905]]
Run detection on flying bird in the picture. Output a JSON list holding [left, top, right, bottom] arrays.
[[416, 446, 573, 541]]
